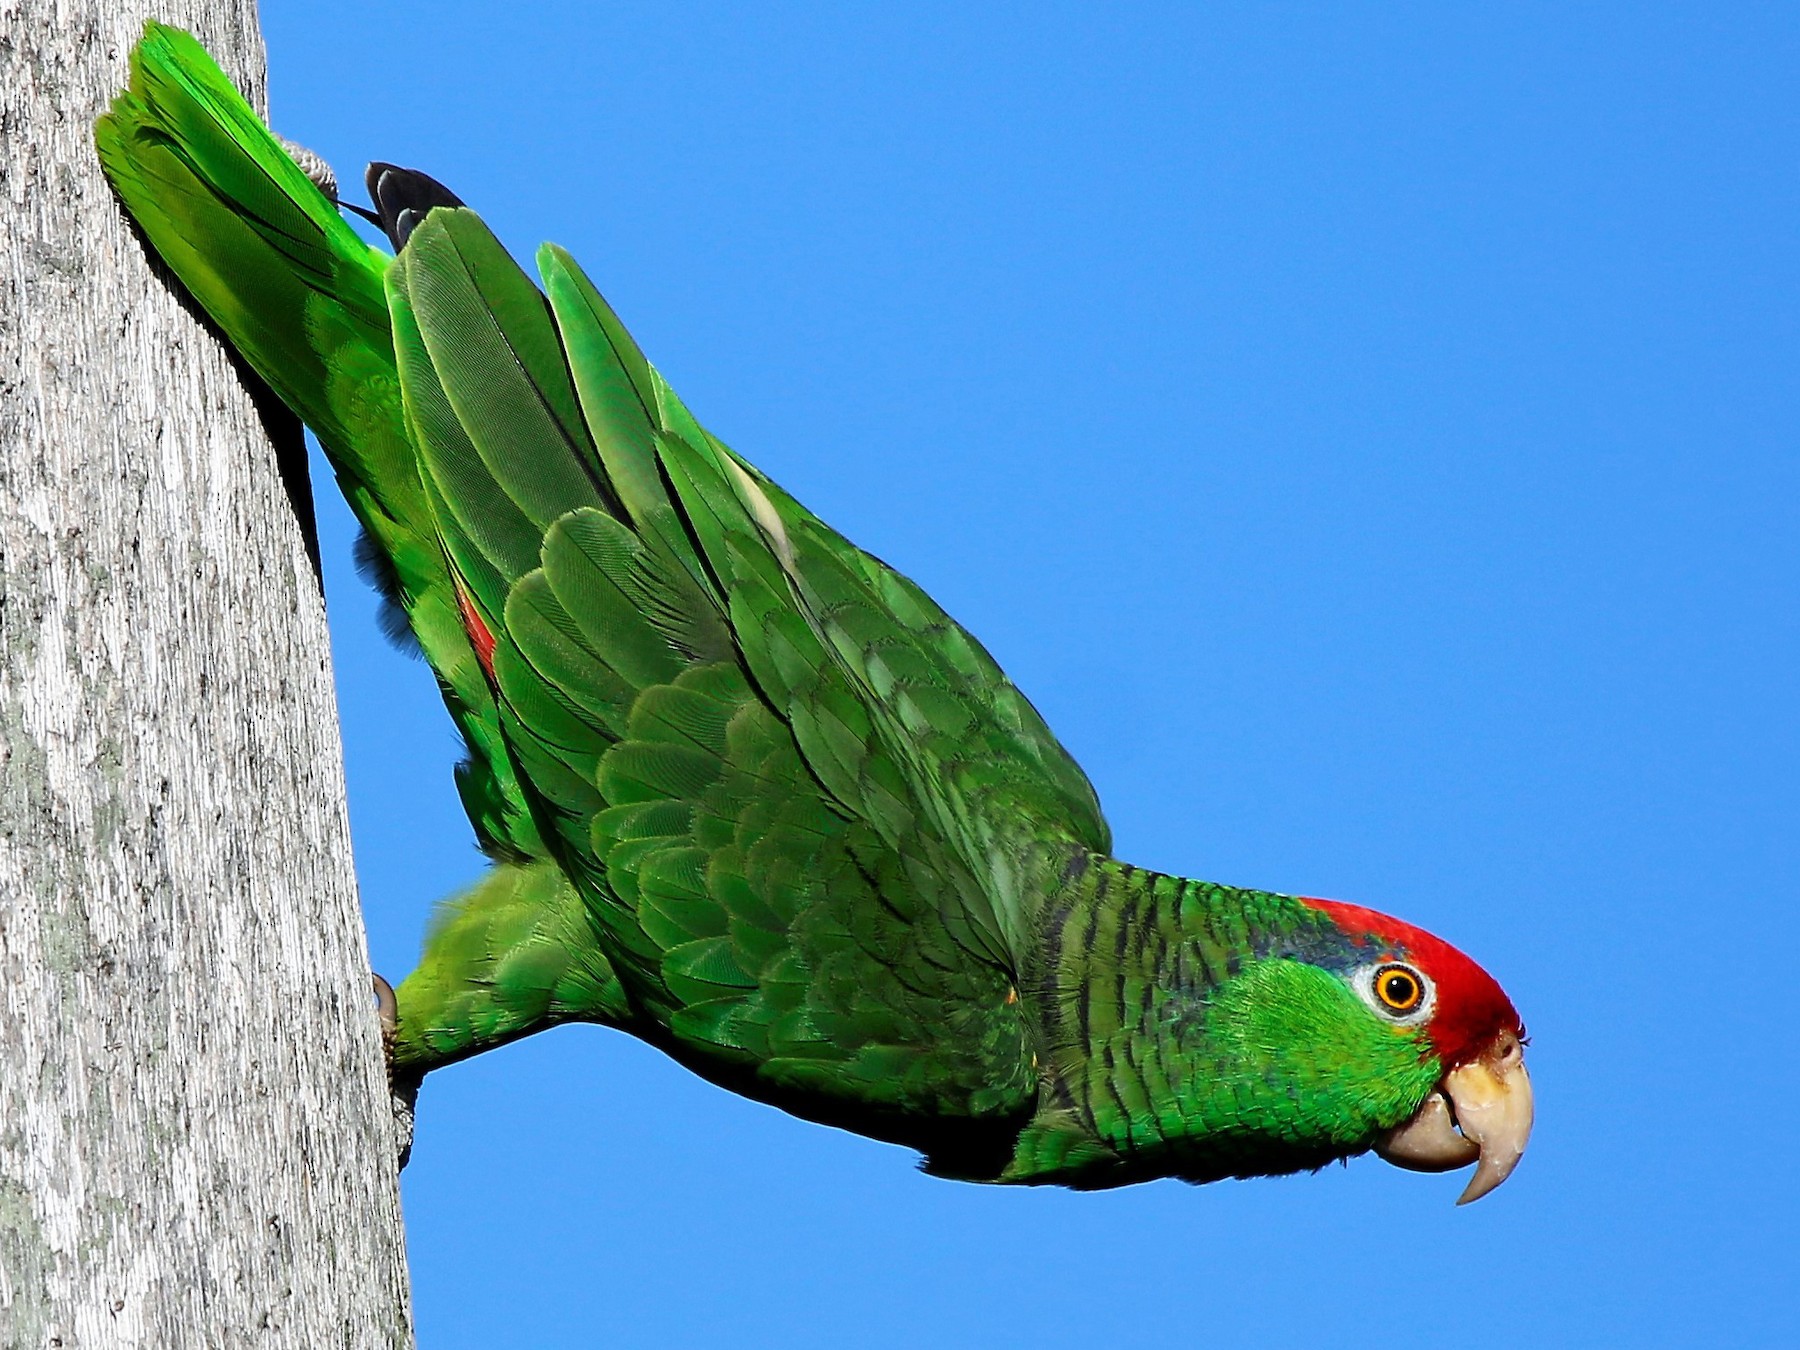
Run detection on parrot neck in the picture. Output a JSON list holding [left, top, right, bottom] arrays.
[[1002, 854, 1399, 1187]]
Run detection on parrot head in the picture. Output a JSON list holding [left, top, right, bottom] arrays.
[[1196, 897, 1531, 1202], [1166, 900, 1533, 1202], [1315, 901, 1533, 1204]]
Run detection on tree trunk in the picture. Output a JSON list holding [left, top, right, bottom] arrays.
[[0, 2, 414, 1345]]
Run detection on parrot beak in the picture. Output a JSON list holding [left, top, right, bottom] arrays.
[[1374, 1028, 1532, 1205]]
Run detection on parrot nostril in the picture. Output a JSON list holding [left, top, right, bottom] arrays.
[[1488, 1029, 1525, 1072]]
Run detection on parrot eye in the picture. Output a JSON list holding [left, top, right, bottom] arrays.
[[1368, 964, 1425, 1015], [1372, 963, 1426, 1014], [1353, 964, 1425, 1022]]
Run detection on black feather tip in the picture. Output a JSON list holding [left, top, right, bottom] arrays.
[[365, 161, 466, 250]]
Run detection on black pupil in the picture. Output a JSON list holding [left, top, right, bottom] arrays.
[[1383, 973, 1416, 1006]]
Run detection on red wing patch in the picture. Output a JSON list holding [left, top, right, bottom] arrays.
[[455, 584, 498, 683]]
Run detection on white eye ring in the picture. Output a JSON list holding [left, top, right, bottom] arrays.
[[1354, 961, 1436, 1026]]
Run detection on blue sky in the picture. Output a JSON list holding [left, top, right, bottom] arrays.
[[259, 3, 1793, 1345]]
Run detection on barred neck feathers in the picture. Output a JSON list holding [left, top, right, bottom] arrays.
[[1003, 857, 1446, 1188]]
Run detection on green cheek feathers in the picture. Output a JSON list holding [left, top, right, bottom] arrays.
[[1005, 953, 1444, 1186], [1190, 959, 1442, 1150]]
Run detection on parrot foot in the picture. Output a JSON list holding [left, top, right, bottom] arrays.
[[275, 135, 339, 201], [275, 134, 388, 229], [372, 972, 398, 1043], [371, 973, 418, 1171]]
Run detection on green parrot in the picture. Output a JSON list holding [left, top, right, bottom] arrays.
[[96, 22, 1531, 1201]]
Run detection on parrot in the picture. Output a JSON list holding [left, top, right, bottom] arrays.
[[95, 22, 1531, 1202]]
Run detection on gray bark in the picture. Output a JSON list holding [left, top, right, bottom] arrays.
[[0, 2, 414, 1345]]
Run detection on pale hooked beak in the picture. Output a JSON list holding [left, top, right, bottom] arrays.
[[1374, 1028, 1533, 1205]]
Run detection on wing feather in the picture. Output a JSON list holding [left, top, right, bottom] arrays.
[[386, 208, 1106, 1139]]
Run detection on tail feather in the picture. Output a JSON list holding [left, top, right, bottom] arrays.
[[95, 21, 542, 860]]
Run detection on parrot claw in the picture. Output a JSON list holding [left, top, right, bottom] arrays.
[[371, 973, 417, 1170], [275, 135, 338, 201], [372, 972, 398, 1042]]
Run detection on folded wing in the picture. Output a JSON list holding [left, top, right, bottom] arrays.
[[388, 209, 1108, 1131]]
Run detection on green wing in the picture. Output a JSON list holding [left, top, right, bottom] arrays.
[[727, 441, 1111, 957], [388, 210, 1107, 1144], [95, 22, 538, 858], [96, 25, 1112, 1132]]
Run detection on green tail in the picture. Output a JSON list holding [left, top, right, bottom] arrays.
[[95, 20, 535, 860], [95, 21, 621, 1070]]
